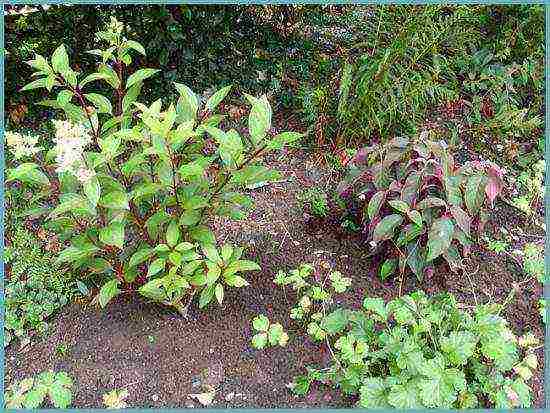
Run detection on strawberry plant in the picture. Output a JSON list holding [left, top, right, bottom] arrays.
[[253, 276, 539, 409], [338, 132, 504, 282], [5, 371, 74, 409], [6, 17, 302, 314]]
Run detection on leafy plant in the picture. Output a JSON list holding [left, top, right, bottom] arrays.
[[103, 389, 129, 409], [5, 371, 74, 409], [250, 315, 289, 349], [511, 159, 544, 216], [338, 132, 504, 283], [4, 227, 70, 348], [514, 243, 546, 324], [485, 238, 508, 254], [255, 279, 539, 408], [298, 187, 329, 218], [8, 17, 301, 314]]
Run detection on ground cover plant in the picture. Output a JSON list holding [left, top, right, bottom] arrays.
[[4, 4, 545, 409], [251, 268, 540, 408]]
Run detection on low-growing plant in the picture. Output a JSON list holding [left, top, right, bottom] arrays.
[[250, 314, 289, 349], [338, 132, 504, 284], [514, 243, 546, 324], [298, 187, 329, 218], [511, 159, 544, 216], [485, 238, 508, 254], [7, 17, 301, 314], [103, 389, 129, 409], [252, 275, 539, 409], [5, 371, 74, 409], [5, 227, 70, 348]]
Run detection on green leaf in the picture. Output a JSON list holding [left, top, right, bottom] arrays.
[[389, 199, 409, 214], [166, 221, 180, 247], [98, 279, 120, 308], [199, 284, 216, 308], [440, 331, 477, 366], [126, 40, 146, 55], [129, 247, 154, 268], [99, 222, 125, 249], [268, 323, 284, 345], [465, 174, 486, 215], [100, 191, 129, 210], [373, 214, 403, 243], [252, 315, 270, 331], [247, 94, 272, 145], [139, 279, 166, 302], [24, 387, 48, 408], [84, 93, 112, 114], [83, 176, 101, 208], [224, 275, 249, 287], [367, 191, 386, 220], [205, 84, 232, 112], [320, 309, 349, 335], [224, 260, 261, 277], [174, 83, 199, 123], [387, 381, 422, 408], [189, 226, 215, 245], [126, 68, 160, 90], [251, 332, 268, 349], [214, 283, 224, 304], [362, 297, 388, 320], [147, 258, 166, 277], [359, 378, 390, 408], [426, 218, 455, 262], [379, 258, 397, 281], [79, 72, 111, 88], [51, 44, 70, 74], [266, 131, 303, 150], [48, 382, 72, 408], [56, 89, 73, 106], [20, 77, 49, 92], [6, 163, 50, 186]]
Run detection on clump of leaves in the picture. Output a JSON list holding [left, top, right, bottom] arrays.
[[338, 132, 504, 282], [257, 280, 539, 408], [485, 238, 508, 254], [250, 315, 288, 349], [298, 187, 329, 218], [5, 227, 70, 348], [9, 17, 301, 314], [512, 159, 545, 216], [514, 243, 546, 324], [5, 371, 74, 409], [103, 389, 129, 409]]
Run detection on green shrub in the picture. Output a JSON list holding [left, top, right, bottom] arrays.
[[252, 268, 539, 408], [338, 133, 503, 283], [7, 17, 301, 314]]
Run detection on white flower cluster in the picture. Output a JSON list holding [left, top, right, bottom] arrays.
[[5, 131, 43, 159], [52, 119, 96, 184]]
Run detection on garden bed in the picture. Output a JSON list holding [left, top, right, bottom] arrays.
[[6, 148, 544, 408]]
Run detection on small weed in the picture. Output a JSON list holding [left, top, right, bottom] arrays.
[[298, 187, 329, 218]]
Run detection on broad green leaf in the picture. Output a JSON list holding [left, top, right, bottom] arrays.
[[51, 44, 70, 74], [251, 332, 268, 349], [359, 378, 390, 408], [166, 221, 180, 247], [214, 283, 224, 304], [389, 199, 409, 213], [100, 191, 129, 210], [320, 309, 348, 334], [247, 94, 272, 145], [387, 381, 422, 408], [189, 226, 216, 245], [129, 247, 154, 268], [174, 83, 199, 123], [79, 72, 111, 88], [252, 315, 270, 331], [126, 40, 146, 55], [85, 93, 112, 114], [198, 284, 216, 308], [99, 222, 125, 249], [362, 297, 388, 320], [367, 191, 386, 220], [268, 323, 284, 345], [57, 89, 73, 106], [83, 175, 101, 208], [205, 85, 232, 112], [126, 68, 160, 90], [426, 218, 455, 262], [379, 258, 397, 281], [98, 279, 120, 308], [266, 131, 303, 150], [147, 258, 166, 277], [373, 214, 403, 243], [20, 77, 49, 92], [6, 163, 50, 186]]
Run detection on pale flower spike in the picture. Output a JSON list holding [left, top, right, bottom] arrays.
[[5, 131, 43, 159], [51, 119, 94, 184]]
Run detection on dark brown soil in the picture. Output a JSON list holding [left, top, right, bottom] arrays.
[[5, 149, 545, 408]]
